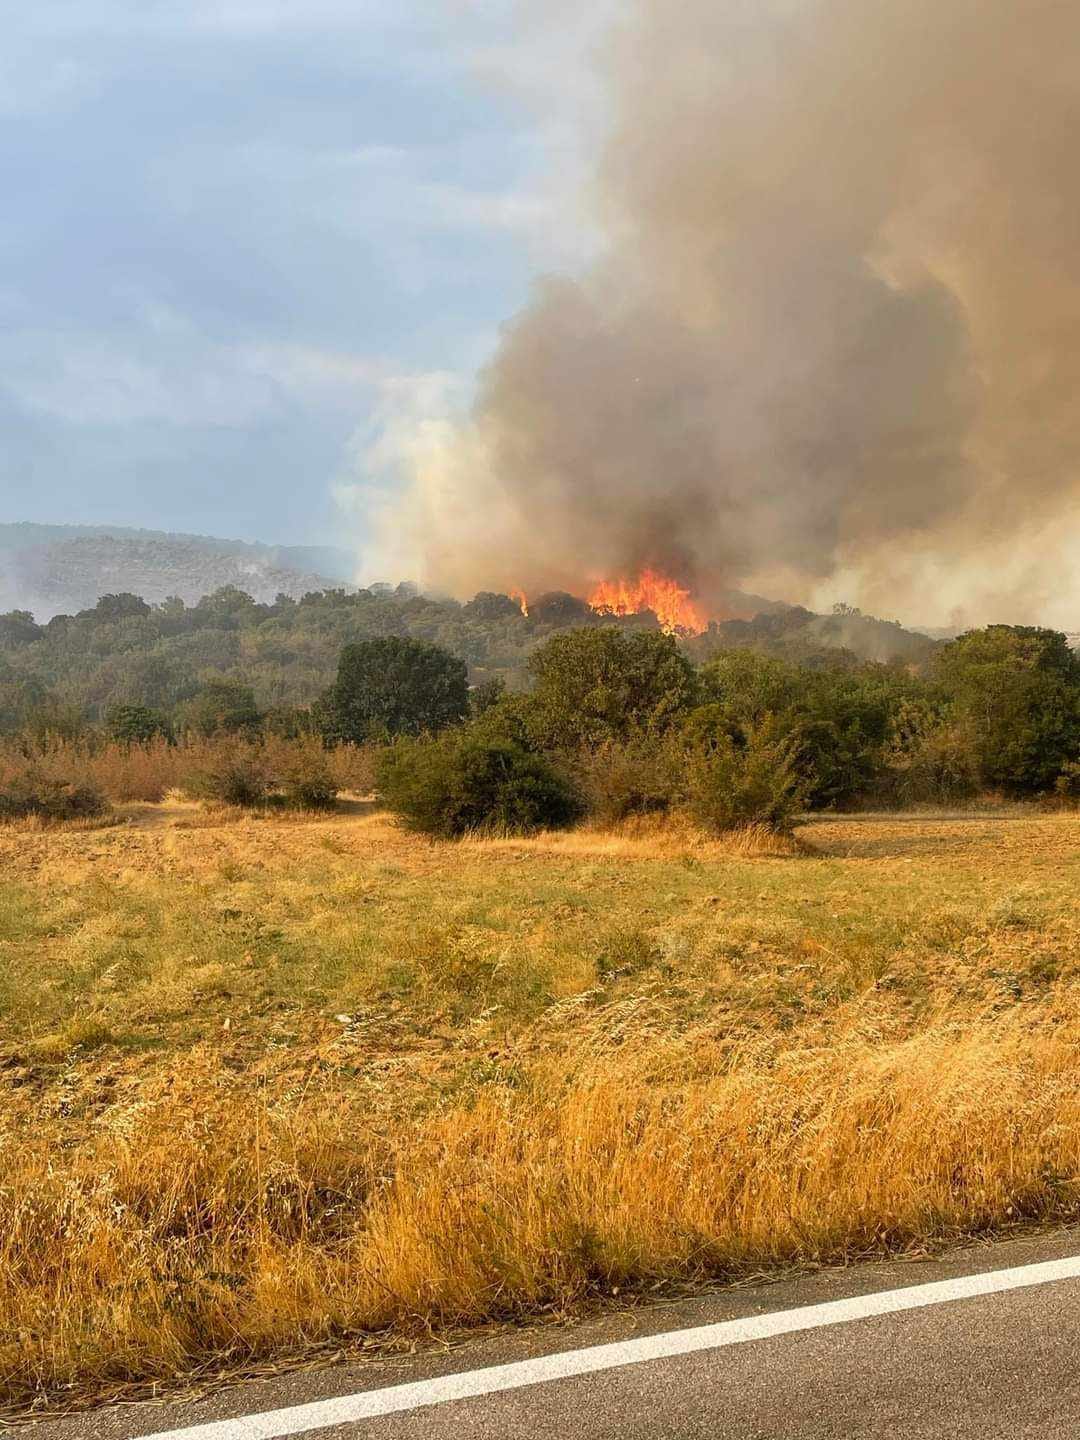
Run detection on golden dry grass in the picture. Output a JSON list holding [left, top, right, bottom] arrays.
[[0, 735, 376, 804], [0, 806, 1079, 1414]]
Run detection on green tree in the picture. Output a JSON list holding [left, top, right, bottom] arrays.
[[105, 703, 171, 745], [79, 593, 151, 623], [696, 649, 908, 808], [934, 626, 1080, 794], [526, 627, 698, 749], [468, 677, 507, 719], [462, 592, 524, 622], [0, 611, 42, 649], [318, 637, 469, 744], [183, 680, 263, 738]]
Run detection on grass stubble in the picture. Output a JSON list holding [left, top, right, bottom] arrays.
[[0, 805, 1078, 1415]]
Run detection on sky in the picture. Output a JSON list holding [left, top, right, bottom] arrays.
[[0, 0, 602, 550]]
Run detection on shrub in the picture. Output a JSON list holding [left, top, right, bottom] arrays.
[[933, 626, 1080, 795], [0, 768, 108, 823], [179, 745, 270, 807], [575, 733, 683, 826], [324, 742, 378, 795], [684, 722, 805, 834], [377, 731, 583, 838], [265, 737, 339, 810], [883, 721, 980, 806]]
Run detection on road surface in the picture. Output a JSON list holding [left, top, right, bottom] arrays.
[[27, 1228, 1080, 1439]]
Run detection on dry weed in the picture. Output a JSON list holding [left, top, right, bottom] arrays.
[[0, 807, 1077, 1412]]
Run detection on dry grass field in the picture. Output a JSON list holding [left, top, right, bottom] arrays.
[[2, 801, 1080, 1414]]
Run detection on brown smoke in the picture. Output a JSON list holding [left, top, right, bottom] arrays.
[[386, 0, 1080, 626]]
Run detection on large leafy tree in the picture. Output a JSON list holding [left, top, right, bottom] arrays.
[[934, 626, 1080, 794], [0, 611, 42, 650], [77, 593, 151, 623], [525, 627, 698, 749], [318, 636, 469, 744], [182, 679, 263, 738], [106, 703, 172, 745]]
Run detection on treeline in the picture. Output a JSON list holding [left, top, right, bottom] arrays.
[[3, 620, 1077, 833], [0, 582, 939, 741], [368, 625, 1080, 835]]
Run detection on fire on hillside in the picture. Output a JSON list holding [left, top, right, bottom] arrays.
[[510, 569, 710, 636]]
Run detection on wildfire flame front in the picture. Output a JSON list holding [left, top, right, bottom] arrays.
[[587, 569, 707, 635]]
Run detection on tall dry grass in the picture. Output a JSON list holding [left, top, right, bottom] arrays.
[[2, 1014, 1079, 1411], [0, 735, 377, 806]]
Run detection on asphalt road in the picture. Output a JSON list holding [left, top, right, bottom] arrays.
[[27, 1228, 1080, 1440]]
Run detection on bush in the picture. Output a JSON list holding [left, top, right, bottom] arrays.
[[282, 769, 338, 811], [265, 737, 339, 810], [182, 680, 263, 740], [179, 745, 270, 807], [933, 626, 1080, 795], [377, 731, 583, 838], [323, 742, 378, 795], [575, 734, 683, 826], [0, 768, 108, 823], [684, 722, 806, 834], [881, 719, 980, 806]]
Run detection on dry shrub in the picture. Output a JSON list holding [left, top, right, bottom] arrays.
[[684, 722, 806, 835], [324, 742, 378, 795], [178, 740, 272, 808], [0, 767, 107, 824], [4, 1015, 1080, 1410], [575, 734, 683, 826], [263, 735, 339, 810], [0, 737, 181, 803], [0, 736, 363, 810]]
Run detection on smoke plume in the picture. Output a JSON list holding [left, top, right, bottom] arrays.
[[382, 0, 1080, 626]]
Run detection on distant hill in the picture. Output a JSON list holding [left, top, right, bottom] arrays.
[[0, 523, 357, 617]]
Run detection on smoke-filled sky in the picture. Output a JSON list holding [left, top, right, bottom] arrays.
[[7, 2, 1080, 625], [380, 0, 1080, 628]]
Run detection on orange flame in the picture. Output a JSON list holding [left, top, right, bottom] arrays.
[[587, 568, 707, 635], [509, 587, 529, 617]]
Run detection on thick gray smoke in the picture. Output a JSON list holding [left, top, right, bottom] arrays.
[[384, 0, 1080, 626]]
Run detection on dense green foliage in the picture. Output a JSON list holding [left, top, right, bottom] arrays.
[[181, 680, 263, 739], [525, 628, 698, 749], [0, 584, 935, 733], [683, 721, 807, 834], [105, 704, 172, 745], [317, 636, 469, 743], [0, 579, 1077, 827], [932, 627, 1080, 794], [377, 732, 582, 838]]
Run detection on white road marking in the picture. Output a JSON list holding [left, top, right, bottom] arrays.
[[141, 1253, 1080, 1440]]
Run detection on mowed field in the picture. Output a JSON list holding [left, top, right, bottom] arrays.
[[2, 802, 1080, 1414]]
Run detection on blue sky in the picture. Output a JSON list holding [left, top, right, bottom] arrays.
[[0, 1, 601, 548]]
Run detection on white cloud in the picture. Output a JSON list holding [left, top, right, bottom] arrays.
[[0, 331, 386, 428]]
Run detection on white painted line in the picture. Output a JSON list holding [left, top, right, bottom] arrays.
[[140, 1253, 1080, 1440]]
